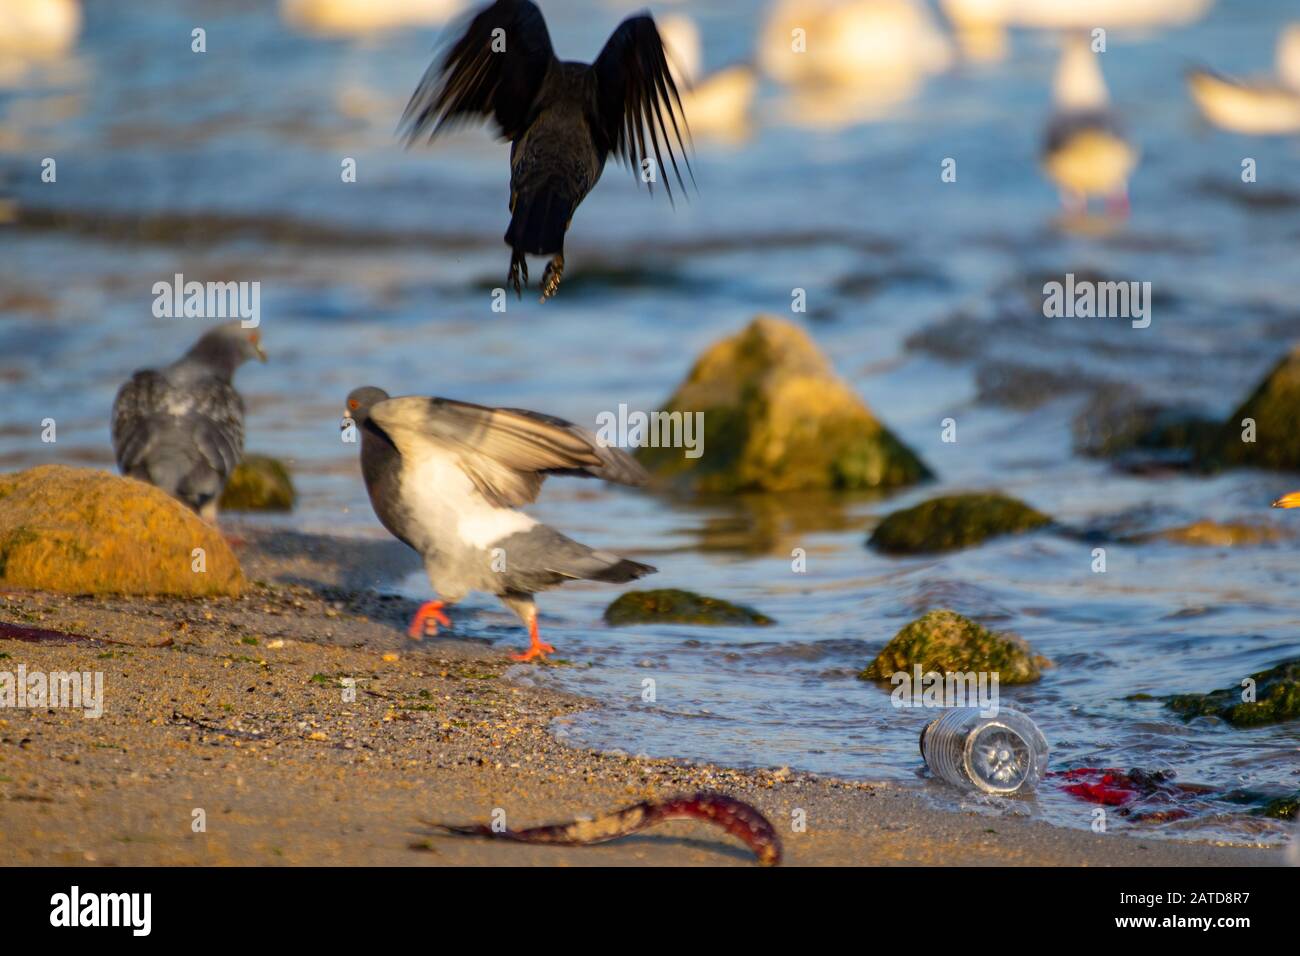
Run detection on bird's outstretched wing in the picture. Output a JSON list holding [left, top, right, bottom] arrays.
[[369, 396, 647, 508], [401, 0, 557, 144], [592, 14, 692, 202]]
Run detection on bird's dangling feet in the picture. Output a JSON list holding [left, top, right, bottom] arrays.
[[510, 615, 555, 662], [408, 600, 452, 640], [539, 253, 564, 303], [508, 251, 528, 300]]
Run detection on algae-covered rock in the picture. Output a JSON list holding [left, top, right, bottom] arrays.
[[1145, 521, 1283, 547], [604, 589, 774, 626], [1257, 793, 1299, 820], [1072, 391, 1218, 461], [0, 465, 243, 597], [868, 492, 1051, 555], [636, 315, 931, 493], [219, 454, 295, 512], [1165, 657, 1300, 727], [858, 609, 1048, 683], [1203, 347, 1300, 470]]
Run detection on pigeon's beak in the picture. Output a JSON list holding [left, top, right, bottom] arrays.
[[1273, 491, 1300, 509], [254, 342, 268, 362]]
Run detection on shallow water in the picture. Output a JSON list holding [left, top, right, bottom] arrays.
[[2, 0, 1299, 845]]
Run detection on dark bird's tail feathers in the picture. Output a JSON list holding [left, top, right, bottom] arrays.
[[495, 523, 656, 593], [506, 185, 573, 256], [585, 555, 656, 584]]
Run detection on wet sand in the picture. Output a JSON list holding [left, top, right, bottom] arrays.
[[0, 528, 1280, 867]]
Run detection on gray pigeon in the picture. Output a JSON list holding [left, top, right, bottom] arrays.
[[400, 0, 691, 302], [344, 386, 655, 661], [111, 321, 265, 521]]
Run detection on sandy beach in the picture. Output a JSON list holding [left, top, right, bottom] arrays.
[[0, 528, 1279, 867]]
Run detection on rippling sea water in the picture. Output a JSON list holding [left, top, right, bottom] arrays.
[[2, 0, 1299, 844]]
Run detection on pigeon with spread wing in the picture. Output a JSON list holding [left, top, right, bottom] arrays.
[[111, 321, 266, 521], [344, 386, 655, 661], [401, 0, 691, 301]]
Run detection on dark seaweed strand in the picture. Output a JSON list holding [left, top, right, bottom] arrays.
[[0, 620, 173, 648], [431, 790, 783, 866]]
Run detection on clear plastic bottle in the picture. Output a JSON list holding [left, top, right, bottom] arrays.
[[919, 707, 1050, 795]]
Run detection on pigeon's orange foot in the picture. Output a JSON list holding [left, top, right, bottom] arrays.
[[510, 641, 556, 662], [509, 617, 555, 662], [408, 600, 452, 640]]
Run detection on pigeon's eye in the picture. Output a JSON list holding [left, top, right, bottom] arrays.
[[348, 399, 359, 411], [249, 332, 260, 345]]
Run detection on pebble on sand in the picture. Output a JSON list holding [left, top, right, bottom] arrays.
[[219, 454, 296, 512], [1165, 657, 1300, 727], [604, 589, 774, 627], [637, 315, 932, 493], [868, 492, 1051, 555], [0, 465, 243, 597], [858, 609, 1049, 684]]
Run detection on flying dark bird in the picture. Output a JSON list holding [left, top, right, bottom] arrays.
[[111, 321, 265, 521], [344, 386, 655, 661], [401, 0, 691, 302]]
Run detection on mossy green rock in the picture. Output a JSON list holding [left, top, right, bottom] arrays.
[[868, 493, 1051, 555], [1165, 657, 1300, 727], [1203, 347, 1300, 470], [604, 589, 774, 627], [858, 610, 1048, 683], [219, 455, 295, 512], [636, 315, 931, 493], [1257, 793, 1299, 820]]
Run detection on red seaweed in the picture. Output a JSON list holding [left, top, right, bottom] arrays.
[[428, 790, 783, 866], [1049, 767, 1215, 822]]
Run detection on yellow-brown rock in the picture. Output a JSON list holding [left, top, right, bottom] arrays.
[[1150, 521, 1283, 547], [0, 465, 243, 596], [637, 316, 931, 492]]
